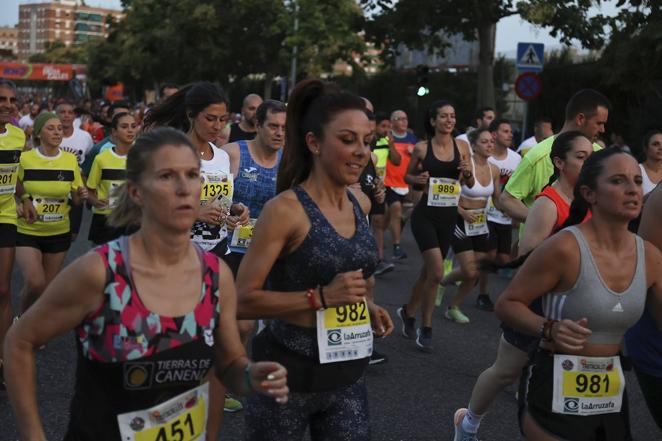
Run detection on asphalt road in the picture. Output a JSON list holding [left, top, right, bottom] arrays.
[[1, 210, 659, 440]]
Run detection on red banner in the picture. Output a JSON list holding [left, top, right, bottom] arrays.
[[0, 63, 75, 81]]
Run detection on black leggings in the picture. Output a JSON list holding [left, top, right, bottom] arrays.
[[634, 368, 662, 430], [410, 198, 458, 255]]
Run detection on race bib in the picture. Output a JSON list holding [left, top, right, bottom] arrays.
[[427, 177, 460, 207], [32, 196, 67, 222], [230, 218, 256, 249], [108, 181, 123, 209], [464, 208, 488, 237], [0, 165, 18, 195], [200, 172, 233, 203], [316, 299, 373, 364], [486, 197, 511, 224], [552, 355, 624, 416], [118, 383, 208, 441]]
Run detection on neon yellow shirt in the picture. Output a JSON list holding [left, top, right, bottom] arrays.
[[0, 124, 25, 225], [18, 148, 83, 236], [373, 136, 389, 179], [504, 135, 602, 208], [86, 148, 127, 215]]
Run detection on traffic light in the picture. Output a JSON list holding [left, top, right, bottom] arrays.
[[416, 65, 430, 96]]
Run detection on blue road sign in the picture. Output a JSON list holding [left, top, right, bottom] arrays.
[[517, 42, 544, 73], [515, 72, 542, 101]]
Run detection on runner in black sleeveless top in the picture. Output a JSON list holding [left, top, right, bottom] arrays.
[[397, 100, 473, 352], [236, 80, 393, 440]]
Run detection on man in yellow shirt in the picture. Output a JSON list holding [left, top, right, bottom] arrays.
[[500, 89, 609, 224], [0, 79, 25, 388]]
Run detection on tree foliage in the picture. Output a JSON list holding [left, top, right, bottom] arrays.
[[86, 0, 364, 96], [360, 0, 611, 107], [28, 40, 89, 64]]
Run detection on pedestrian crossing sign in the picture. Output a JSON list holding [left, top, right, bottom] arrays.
[[516, 43, 544, 73]]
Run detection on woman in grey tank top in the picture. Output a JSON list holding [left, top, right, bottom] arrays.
[[495, 148, 662, 441]]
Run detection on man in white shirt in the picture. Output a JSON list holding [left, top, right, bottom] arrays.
[[516, 116, 553, 157], [456, 107, 496, 144], [56, 100, 94, 240]]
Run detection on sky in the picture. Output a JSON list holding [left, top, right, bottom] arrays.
[[1, 0, 620, 55]]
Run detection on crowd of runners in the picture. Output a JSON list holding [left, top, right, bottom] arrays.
[[0, 76, 661, 441]]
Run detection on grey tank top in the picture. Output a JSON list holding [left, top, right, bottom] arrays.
[[542, 226, 647, 345]]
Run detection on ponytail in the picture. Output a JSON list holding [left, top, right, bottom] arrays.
[[107, 182, 141, 228], [277, 79, 366, 194]]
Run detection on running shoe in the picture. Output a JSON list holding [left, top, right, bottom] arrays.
[[392, 246, 407, 261], [453, 408, 479, 441], [475, 294, 494, 311], [396, 305, 415, 339], [435, 283, 446, 306], [369, 350, 388, 365], [445, 307, 470, 324], [374, 259, 395, 276], [224, 394, 243, 412], [415, 327, 433, 352]]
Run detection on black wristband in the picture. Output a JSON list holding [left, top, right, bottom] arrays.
[[318, 285, 328, 309]]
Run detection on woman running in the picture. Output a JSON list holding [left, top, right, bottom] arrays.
[[397, 100, 472, 352], [15, 112, 86, 313], [143, 82, 249, 258], [144, 82, 250, 413], [440, 128, 501, 324], [235, 79, 393, 440], [495, 148, 662, 441], [4, 128, 288, 441], [86, 112, 137, 244], [452, 131, 593, 440]]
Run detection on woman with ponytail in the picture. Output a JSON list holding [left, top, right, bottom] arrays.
[[4, 128, 288, 441], [451, 131, 593, 440], [236, 79, 393, 440], [493, 148, 662, 441], [144, 82, 249, 258]]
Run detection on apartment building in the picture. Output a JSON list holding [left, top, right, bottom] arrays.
[[17, 0, 123, 60]]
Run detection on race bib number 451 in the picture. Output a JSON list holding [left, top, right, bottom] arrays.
[[552, 355, 624, 416], [316, 299, 373, 364], [427, 177, 460, 207], [118, 383, 208, 441]]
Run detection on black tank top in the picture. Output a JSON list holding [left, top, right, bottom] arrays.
[[359, 159, 378, 202], [421, 137, 461, 187]]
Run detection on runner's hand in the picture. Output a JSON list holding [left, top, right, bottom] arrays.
[[198, 203, 226, 226], [374, 182, 386, 204], [460, 209, 478, 223], [77, 186, 88, 200], [458, 155, 472, 178], [414, 171, 430, 186], [250, 361, 289, 404], [369, 303, 393, 337], [226, 203, 249, 229], [324, 270, 368, 307], [551, 318, 592, 352], [22, 199, 37, 224], [16, 202, 24, 218]]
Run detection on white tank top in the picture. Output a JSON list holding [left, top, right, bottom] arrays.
[[640, 163, 658, 195], [461, 157, 493, 201]]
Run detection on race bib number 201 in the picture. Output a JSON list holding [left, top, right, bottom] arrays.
[[118, 383, 208, 441]]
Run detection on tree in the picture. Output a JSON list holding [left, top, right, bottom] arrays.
[[28, 40, 89, 64], [86, 0, 365, 99], [361, 0, 610, 108]]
